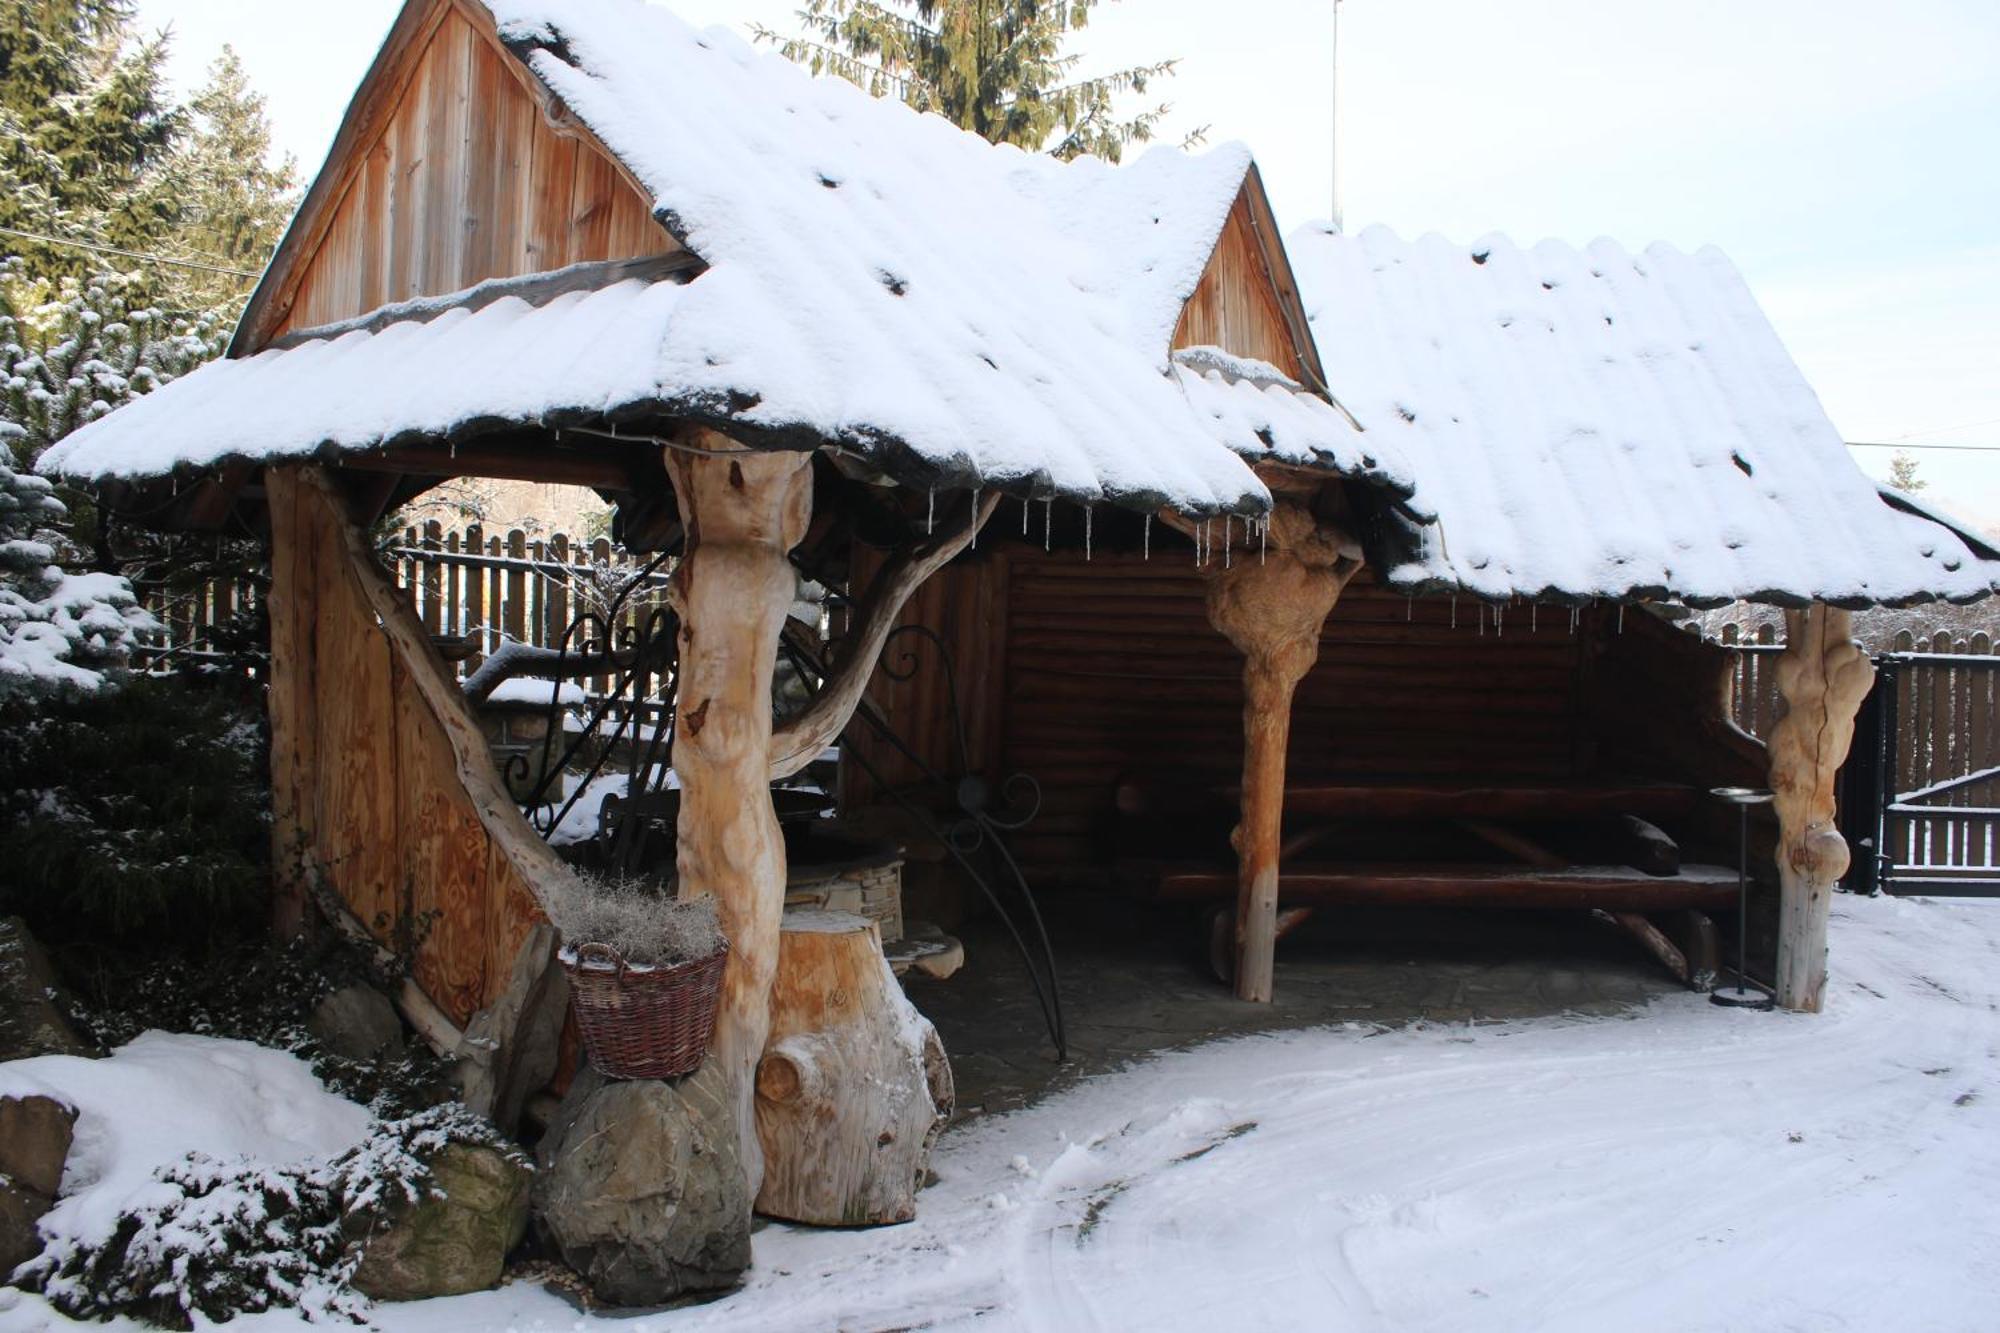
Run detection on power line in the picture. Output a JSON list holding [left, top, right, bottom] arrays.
[[0, 224, 261, 280], [1849, 441, 2000, 454]]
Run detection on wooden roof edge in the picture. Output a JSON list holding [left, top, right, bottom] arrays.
[[1237, 162, 1332, 397], [228, 0, 679, 358], [227, 0, 451, 358], [264, 252, 704, 351]]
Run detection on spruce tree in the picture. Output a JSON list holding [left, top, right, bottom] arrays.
[[754, 0, 1194, 161], [0, 1, 181, 286]]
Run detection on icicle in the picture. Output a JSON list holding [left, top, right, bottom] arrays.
[[1406, 596, 1414, 622], [1084, 505, 1093, 560], [1570, 605, 1579, 635], [1497, 604, 1504, 637], [1143, 513, 1152, 560], [1023, 497, 1030, 535], [1044, 498, 1053, 551], [1531, 603, 1538, 634], [1223, 514, 1232, 569], [1479, 603, 1486, 637], [971, 488, 981, 550], [1259, 517, 1268, 565], [1618, 603, 1626, 633], [1451, 597, 1458, 629], [927, 487, 936, 535]]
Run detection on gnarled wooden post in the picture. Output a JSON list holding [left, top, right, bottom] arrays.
[[1769, 603, 1874, 1012], [665, 431, 816, 1193], [1199, 499, 1362, 1002]]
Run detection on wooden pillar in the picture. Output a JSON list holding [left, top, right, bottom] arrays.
[[1769, 603, 1874, 1012], [664, 431, 815, 1194], [1201, 500, 1361, 1003]]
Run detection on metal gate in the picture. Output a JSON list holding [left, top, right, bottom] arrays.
[[1848, 649, 2000, 897]]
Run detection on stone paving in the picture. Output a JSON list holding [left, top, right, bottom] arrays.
[[906, 898, 1683, 1120]]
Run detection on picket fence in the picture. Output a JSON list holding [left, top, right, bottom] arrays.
[[139, 520, 672, 699]]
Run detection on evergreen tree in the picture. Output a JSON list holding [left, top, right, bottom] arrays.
[[754, 0, 1194, 161], [153, 47, 297, 313], [0, 1, 181, 286], [1888, 450, 1927, 494]]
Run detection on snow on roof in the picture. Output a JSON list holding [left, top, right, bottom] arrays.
[[42, 0, 1418, 519], [1292, 224, 2000, 606]]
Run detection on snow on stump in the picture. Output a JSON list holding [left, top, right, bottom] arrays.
[[754, 911, 952, 1227], [0, 1094, 74, 1275], [533, 1060, 750, 1304], [349, 1144, 531, 1302]]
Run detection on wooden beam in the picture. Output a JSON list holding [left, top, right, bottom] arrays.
[[1770, 604, 1874, 1012], [331, 434, 661, 491], [1157, 863, 1741, 912], [1198, 499, 1363, 1002]]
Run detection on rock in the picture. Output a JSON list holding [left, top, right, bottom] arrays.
[[307, 982, 405, 1063], [0, 1096, 76, 1199], [0, 1176, 53, 1278], [0, 918, 93, 1062], [349, 1144, 531, 1302], [535, 1061, 750, 1305]]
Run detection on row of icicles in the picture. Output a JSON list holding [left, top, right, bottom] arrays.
[[925, 486, 1634, 638]]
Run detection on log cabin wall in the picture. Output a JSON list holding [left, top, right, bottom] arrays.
[[993, 553, 1593, 885], [268, 466, 550, 1025], [250, 0, 675, 345]]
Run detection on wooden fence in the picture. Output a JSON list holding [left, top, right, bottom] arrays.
[[138, 520, 672, 699]]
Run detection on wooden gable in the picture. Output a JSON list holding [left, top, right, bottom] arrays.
[[236, 0, 678, 352], [1172, 166, 1326, 390]]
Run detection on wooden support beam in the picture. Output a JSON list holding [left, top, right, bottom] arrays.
[[1195, 499, 1362, 1002], [1770, 604, 1874, 1012], [663, 429, 814, 1200], [332, 433, 658, 491]]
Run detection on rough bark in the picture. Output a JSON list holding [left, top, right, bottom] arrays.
[[1769, 604, 1874, 1012], [1199, 500, 1362, 1002], [664, 431, 815, 1197], [754, 914, 952, 1225]]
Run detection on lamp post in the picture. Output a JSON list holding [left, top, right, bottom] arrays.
[[1710, 786, 1775, 1010]]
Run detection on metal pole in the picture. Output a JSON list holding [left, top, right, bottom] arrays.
[[1738, 802, 1749, 989]]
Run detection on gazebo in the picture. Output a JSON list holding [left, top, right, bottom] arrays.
[[36, 0, 2000, 1268]]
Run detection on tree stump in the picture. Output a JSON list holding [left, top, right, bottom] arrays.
[[754, 912, 952, 1226]]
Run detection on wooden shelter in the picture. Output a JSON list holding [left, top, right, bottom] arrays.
[[38, 0, 2000, 1265]]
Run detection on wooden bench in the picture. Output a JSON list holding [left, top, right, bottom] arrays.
[[1116, 776, 1726, 992]]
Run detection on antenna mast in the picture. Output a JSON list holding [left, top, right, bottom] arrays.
[[1330, 0, 1344, 233]]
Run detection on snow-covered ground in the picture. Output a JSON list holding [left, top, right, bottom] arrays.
[[5, 893, 1999, 1332]]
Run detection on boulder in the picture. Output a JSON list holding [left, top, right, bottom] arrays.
[[0, 1177, 53, 1279], [534, 1062, 750, 1305], [307, 982, 405, 1063], [0, 1096, 76, 1199], [0, 918, 93, 1062], [349, 1144, 531, 1302]]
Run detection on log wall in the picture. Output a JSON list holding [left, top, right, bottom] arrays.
[[269, 466, 552, 1024], [256, 0, 674, 344]]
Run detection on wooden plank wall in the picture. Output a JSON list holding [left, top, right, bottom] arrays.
[[1171, 187, 1305, 379], [268, 467, 548, 1025], [275, 3, 673, 338]]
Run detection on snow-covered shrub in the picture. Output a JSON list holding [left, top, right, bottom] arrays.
[[23, 1104, 524, 1329], [0, 675, 269, 945], [541, 870, 725, 967], [0, 449, 156, 700]]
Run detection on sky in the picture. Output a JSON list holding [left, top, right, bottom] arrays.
[[132, 0, 2000, 527]]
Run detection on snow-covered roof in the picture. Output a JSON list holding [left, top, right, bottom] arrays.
[[1293, 224, 2000, 606], [39, 0, 1419, 520]]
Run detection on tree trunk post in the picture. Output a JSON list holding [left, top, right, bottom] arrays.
[[1201, 500, 1361, 1003], [1769, 603, 1874, 1012], [664, 430, 815, 1195]]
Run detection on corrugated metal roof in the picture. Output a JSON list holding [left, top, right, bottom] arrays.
[[1292, 224, 1999, 606]]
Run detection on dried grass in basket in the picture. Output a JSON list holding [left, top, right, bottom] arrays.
[[561, 940, 728, 1080]]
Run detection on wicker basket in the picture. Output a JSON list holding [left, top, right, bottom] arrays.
[[560, 940, 728, 1080]]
